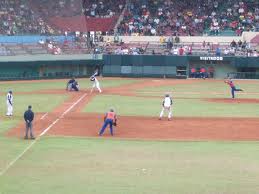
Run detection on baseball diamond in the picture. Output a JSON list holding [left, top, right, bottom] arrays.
[[0, 0, 259, 193]]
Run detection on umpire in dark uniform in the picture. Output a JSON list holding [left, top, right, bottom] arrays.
[[24, 105, 35, 139]]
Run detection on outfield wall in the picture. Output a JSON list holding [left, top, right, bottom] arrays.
[[0, 54, 103, 80], [0, 54, 258, 80], [103, 55, 259, 79]]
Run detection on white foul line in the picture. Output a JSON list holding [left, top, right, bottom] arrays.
[[0, 93, 87, 177], [40, 113, 48, 120]]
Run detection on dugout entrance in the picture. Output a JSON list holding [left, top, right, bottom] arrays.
[[188, 57, 235, 79]]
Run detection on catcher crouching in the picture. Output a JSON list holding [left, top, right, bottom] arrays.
[[99, 108, 117, 136]]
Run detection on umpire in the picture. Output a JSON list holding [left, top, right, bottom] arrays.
[[24, 105, 35, 139]]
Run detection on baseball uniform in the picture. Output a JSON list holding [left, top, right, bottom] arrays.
[[6, 91, 13, 116], [159, 95, 173, 120]]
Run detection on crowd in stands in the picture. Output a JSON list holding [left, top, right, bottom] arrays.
[[82, 0, 125, 17], [117, 0, 259, 36], [32, 0, 125, 18], [102, 34, 258, 57], [0, 0, 56, 35], [0, 0, 258, 36], [33, 0, 82, 17], [208, 0, 259, 36]]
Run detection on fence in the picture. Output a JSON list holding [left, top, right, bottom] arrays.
[[227, 72, 259, 79]]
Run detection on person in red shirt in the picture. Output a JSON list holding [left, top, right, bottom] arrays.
[[190, 67, 196, 78], [179, 47, 184, 55], [200, 67, 207, 79], [224, 78, 244, 98], [99, 108, 117, 136]]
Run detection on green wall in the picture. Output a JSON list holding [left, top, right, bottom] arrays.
[[0, 59, 102, 80], [0, 55, 258, 80], [103, 55, 259, 79], [103, 55, 188, 78]]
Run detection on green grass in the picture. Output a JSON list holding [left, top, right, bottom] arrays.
[[0, 94, 68, 135], [84, 95, 259, 117], [137, 81, 259, 99], [0, 136, 32, 175], [1, 78, 259, 194], [0, 78, 139, 92], [0, 137, 259, 194], [84, 95, 160, 116], [0, 78, 137, 133]]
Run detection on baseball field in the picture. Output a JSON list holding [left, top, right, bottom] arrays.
[[0, 77, 259, 194]]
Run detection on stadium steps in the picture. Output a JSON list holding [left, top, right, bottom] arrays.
[[49, 16, 118, 32]]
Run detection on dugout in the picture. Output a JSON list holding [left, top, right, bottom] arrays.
[[188, 56, 259, 79], [103, 55, 259, 79], [188, 56, 235, 79]]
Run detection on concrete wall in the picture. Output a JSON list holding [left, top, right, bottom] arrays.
[[215, 63, 237, 78], [104, 32, 259, 44]]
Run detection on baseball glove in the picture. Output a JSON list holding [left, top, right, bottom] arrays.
[[113, 122, 117, 126]]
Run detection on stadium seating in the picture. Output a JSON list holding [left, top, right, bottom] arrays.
[[49, 16, 118, 32], [0, 0, 57, 35], [0, 0, 257, 35], [117, 0, 259, 36]]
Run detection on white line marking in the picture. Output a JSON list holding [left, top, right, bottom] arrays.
[[39, 118, 60, 137], [0, 93, 87, 177], [0, 141, 37, 177], [40, 113, 48, 120]]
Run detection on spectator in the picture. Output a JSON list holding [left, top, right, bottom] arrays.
[[179, 47, 184, 55], [230, 40, 237, 48], [175, 36, 180, 44], [216, 47, 221, 56], [200, 67, 207, 79]]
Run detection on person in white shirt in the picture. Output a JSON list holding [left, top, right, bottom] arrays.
[[159, 93, 173, 120], [90, 76, 102, 93], [6, 91, 13, 116]]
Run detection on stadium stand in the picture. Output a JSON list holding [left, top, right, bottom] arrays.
[[0, 0, 57, 35], [0, 0, 258, 57], [0, 0, 258, 36], [30, 0, 126, 33], [117, 0, 259, 36]]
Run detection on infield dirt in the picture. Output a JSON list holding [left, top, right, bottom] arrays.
[[7, 79, 259, 141]]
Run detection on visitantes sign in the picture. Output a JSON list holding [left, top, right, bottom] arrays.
[[200, 56, 223, 61]]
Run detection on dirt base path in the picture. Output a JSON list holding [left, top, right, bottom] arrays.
[[7, 78, 259, 141], [46, 114, 259, 141], [7, 91, 87, 138]]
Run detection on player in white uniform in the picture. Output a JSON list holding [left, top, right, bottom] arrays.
[[90, 76, 102, 93], [6, 91, 13, 116], [159, 94, 173, 120]]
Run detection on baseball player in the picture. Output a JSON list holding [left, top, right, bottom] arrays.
[[90, 76, 102, 93], [66, 78, 79, 91], [66, 77, 75, 91], [159, 93, 173, 120], [224, 78, 243, 98], [6, 90, 13, 116], [99, 108, 117, 136]]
